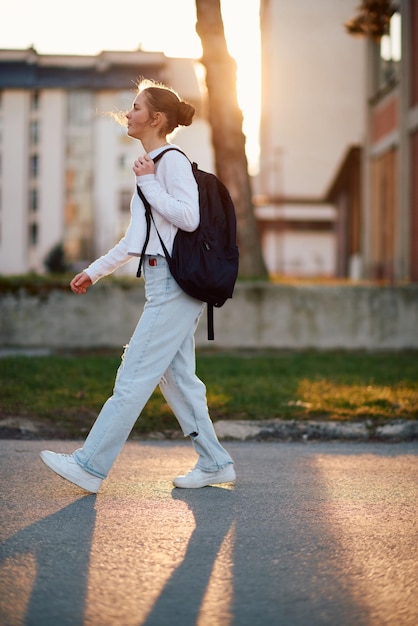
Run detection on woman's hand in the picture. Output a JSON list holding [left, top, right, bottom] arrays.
[[133, 154, 155, 176], [70, 271, 92, 294]]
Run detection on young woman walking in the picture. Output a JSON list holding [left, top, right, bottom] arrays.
[[40, 80, 235, 492]]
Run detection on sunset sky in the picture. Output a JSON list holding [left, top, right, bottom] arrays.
[[1, 0, 261, 170]]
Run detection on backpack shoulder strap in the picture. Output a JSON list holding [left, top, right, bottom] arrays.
[[153, 147, 190, 165], [135, 185, 152, 278]]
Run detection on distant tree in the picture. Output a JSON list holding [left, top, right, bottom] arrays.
[[44, 242, 68, 274], [345, 0, 396, 39], [195, 0, 268, 278]]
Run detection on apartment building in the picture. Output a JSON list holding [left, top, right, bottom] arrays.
[[0, 48, 212, 274]]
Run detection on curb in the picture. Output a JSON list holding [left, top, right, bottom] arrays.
[[1, 417, 418, 443], [214, 419, 418, 443]]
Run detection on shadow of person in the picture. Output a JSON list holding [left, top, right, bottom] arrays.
[[0, 495, 96, 626], [143, 486, 236, 626]]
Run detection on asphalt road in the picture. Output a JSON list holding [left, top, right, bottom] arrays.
[[0, 439, 417, 626]]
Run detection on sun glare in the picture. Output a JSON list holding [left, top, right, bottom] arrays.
[[222, 0, 261, 174], [141, 0, 262, 173]]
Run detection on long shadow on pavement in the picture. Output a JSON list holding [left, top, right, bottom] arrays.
[[0, 495, 96, 626], [143, 486, 235, 626], [142, 452, 369, 626]]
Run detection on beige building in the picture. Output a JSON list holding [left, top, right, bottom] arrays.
[[257, 0, 367, 277], [0, 48, 213, 275]]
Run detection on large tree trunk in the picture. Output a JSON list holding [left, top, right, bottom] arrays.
[[195, 0, 268, 278]]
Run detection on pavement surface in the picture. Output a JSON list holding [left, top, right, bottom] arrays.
[[1, 438, 417, 626]]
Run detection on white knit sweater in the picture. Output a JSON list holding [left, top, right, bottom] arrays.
[[84, 144, 199, 284]]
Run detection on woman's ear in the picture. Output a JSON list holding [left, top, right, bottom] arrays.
[[151, 111, 163, 127]]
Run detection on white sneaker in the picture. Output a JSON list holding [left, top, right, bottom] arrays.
[[40, 451, 102, 493], [173, 464, 236, 489]]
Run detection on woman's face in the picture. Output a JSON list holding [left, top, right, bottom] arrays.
[[126, 92, 153, 139]]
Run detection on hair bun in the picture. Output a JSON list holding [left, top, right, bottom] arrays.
[[177, 101, 195, 127]]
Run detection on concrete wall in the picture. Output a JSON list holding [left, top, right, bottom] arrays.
[[0, 282, 417, 351]]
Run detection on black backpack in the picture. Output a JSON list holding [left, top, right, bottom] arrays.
[[136, 147, 239, 340]]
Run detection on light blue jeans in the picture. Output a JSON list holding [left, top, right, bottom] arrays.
[[74, 255, 234, 479]]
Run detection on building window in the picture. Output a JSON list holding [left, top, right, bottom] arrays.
[[119, 190, 131, 212], [68, 91, 92, 127], [29, 222, 38, 246], [31, 91, 40, 111], [381, 11, 401, 62], [30, 188, 38, 212], [30, 154, 39, 178], [118, 154, 128, 170], [375, 11, 401, 91], [30, 120, 39, 146]]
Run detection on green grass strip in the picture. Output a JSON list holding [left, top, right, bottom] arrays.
[[1, 350, 417, 438]]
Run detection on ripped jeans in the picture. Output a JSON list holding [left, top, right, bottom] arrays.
[[74, 255, 234, 479]]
